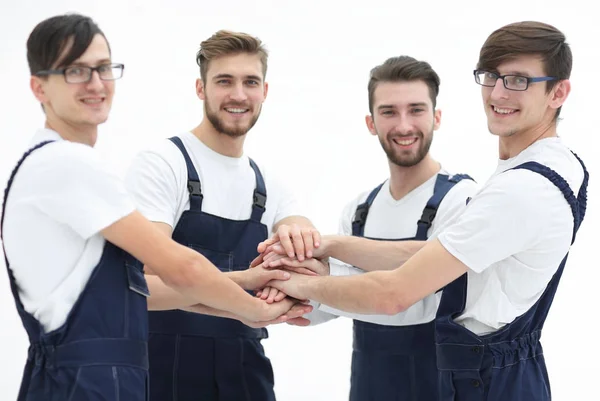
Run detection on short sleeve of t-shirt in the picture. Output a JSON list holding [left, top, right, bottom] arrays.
[[22, 142, 135, 239], [264, 172, 306, 230], [125, 144, 185, 229], [438, 169, 557, 273]]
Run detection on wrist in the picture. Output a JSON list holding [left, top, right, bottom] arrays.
[[322, 235, 342, 259], [227, 271, 247, 289]]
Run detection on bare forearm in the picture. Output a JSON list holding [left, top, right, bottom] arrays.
[[145, 274, 245, 313], [156, 248, 264, 320], [103, 212, 267, 321], [181, 304, 240, 320], [301, 272, 397, 315], [324, 235, 426, 271]]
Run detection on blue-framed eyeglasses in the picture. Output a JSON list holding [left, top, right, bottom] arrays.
[[473, 69, 558, 91]]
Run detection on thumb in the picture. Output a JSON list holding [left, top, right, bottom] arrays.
[[269, 269, 291, 281], [258, 234, 279, 253]]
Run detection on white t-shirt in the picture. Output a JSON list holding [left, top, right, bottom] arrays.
[[438, 137, 584, 335], [2, 129, 135, 332], [124, 131, 304, 236], [314, 169, 479, 326]]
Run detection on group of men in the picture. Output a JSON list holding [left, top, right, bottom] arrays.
[[0, 12, 588, 401]]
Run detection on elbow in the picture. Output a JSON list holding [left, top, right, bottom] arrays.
[[374, 290, 412, 316], [157, 257, 198, 290]]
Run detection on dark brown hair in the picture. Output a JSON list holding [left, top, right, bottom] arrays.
[[368, 56, 440, 114], [477, 21, 572, 119]]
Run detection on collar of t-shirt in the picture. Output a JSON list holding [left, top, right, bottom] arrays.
[[380, 167, 449, 207], [182, 131, 249, 170], [29, 128, 63, 147], [494, 137, 562, 176]]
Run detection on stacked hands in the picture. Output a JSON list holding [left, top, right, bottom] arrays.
[[244, 224, 329, 327]]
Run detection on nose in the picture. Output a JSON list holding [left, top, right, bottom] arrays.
[[489, 77, 509, 100], [85, 70, 104, 90], [228, 82, 248, 102], [393, 114, 415, 135]]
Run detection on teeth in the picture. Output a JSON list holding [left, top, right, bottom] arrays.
[[493, 106, 516, 114], [82, 99, 102, 104], [226, 108, 247, 113], [394, 138, 417, 146]]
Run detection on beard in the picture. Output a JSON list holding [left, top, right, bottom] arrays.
[[204, 98, 261, 138], [379, 128, 433, 167]]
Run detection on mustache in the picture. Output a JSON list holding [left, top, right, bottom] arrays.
[[223, 103, 251, 109], [387, 131, 423, 138]]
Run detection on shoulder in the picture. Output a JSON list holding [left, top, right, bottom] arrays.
[[514, 138, 585, 195], [20, 141, 109, 184], [132, 136, 187, 171]]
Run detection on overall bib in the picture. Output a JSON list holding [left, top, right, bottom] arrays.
[[148, 137, 275, 401], [1, 141, 150, 401], [435, 158, 588, 400], [350, 173, 473, 401]]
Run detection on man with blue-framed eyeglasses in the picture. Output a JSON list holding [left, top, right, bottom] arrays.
[[255, 20, 589, 401]]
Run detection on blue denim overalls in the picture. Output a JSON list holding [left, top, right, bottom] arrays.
[[148, 137, 275, 401], [1, 141, 150, 401], [435, 157, 588, 400], [350, 173, 473, 401]]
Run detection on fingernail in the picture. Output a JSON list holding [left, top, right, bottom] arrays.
[[283, 272, 290, 278], [307, 252, 312, 258]]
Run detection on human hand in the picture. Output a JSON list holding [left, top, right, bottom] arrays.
[[252, 224, 321, 266], [255, 286, 287, 303], [257, 296, 313, 322], [241, 301, 312, 328], [264, 257, 330, 276]]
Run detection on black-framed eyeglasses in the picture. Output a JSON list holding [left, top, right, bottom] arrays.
[[35, 63, 125, 84], [473, 69, 558, 91]]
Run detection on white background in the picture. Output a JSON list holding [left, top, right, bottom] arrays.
[[0, 1, 597, 400]]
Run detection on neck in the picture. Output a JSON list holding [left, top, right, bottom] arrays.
[[388, 154, 441, 200], [191, 119, 246, 158], [45, 118, 97, 147], [498, 119, 557, 160]]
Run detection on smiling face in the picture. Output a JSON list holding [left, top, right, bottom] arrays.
[[482, 55, 563, 139], [197, 52, 268, 138], [366, 80, 440, 167], [30, 34, 115, 131]]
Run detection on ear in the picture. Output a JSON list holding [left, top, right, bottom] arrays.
[[549, 79, 571, 110], [365, 114, 377, 136], [262, 81, 269, 101], [30, 76, 47, 104], [196, 78, 205, 100], [433, 108, 442, 131]]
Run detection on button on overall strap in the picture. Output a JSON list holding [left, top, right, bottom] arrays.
[[415, 173, 474, 240], [351, 182, 385, 236], [169, 136, 204, 211], [249, 158, 267, 222]]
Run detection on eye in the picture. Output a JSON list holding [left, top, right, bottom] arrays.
[[246, 80, 260, 86], [216, 79, 230, 85], [515, 76, 528, 85], [411, 108, 425, 114], [66, 67, 85, 77], [97, 64, 111, 73]]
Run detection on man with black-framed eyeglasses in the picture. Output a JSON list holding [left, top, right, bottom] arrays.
[[2, 13, 312, 401], [35, 63, 124, 84]]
